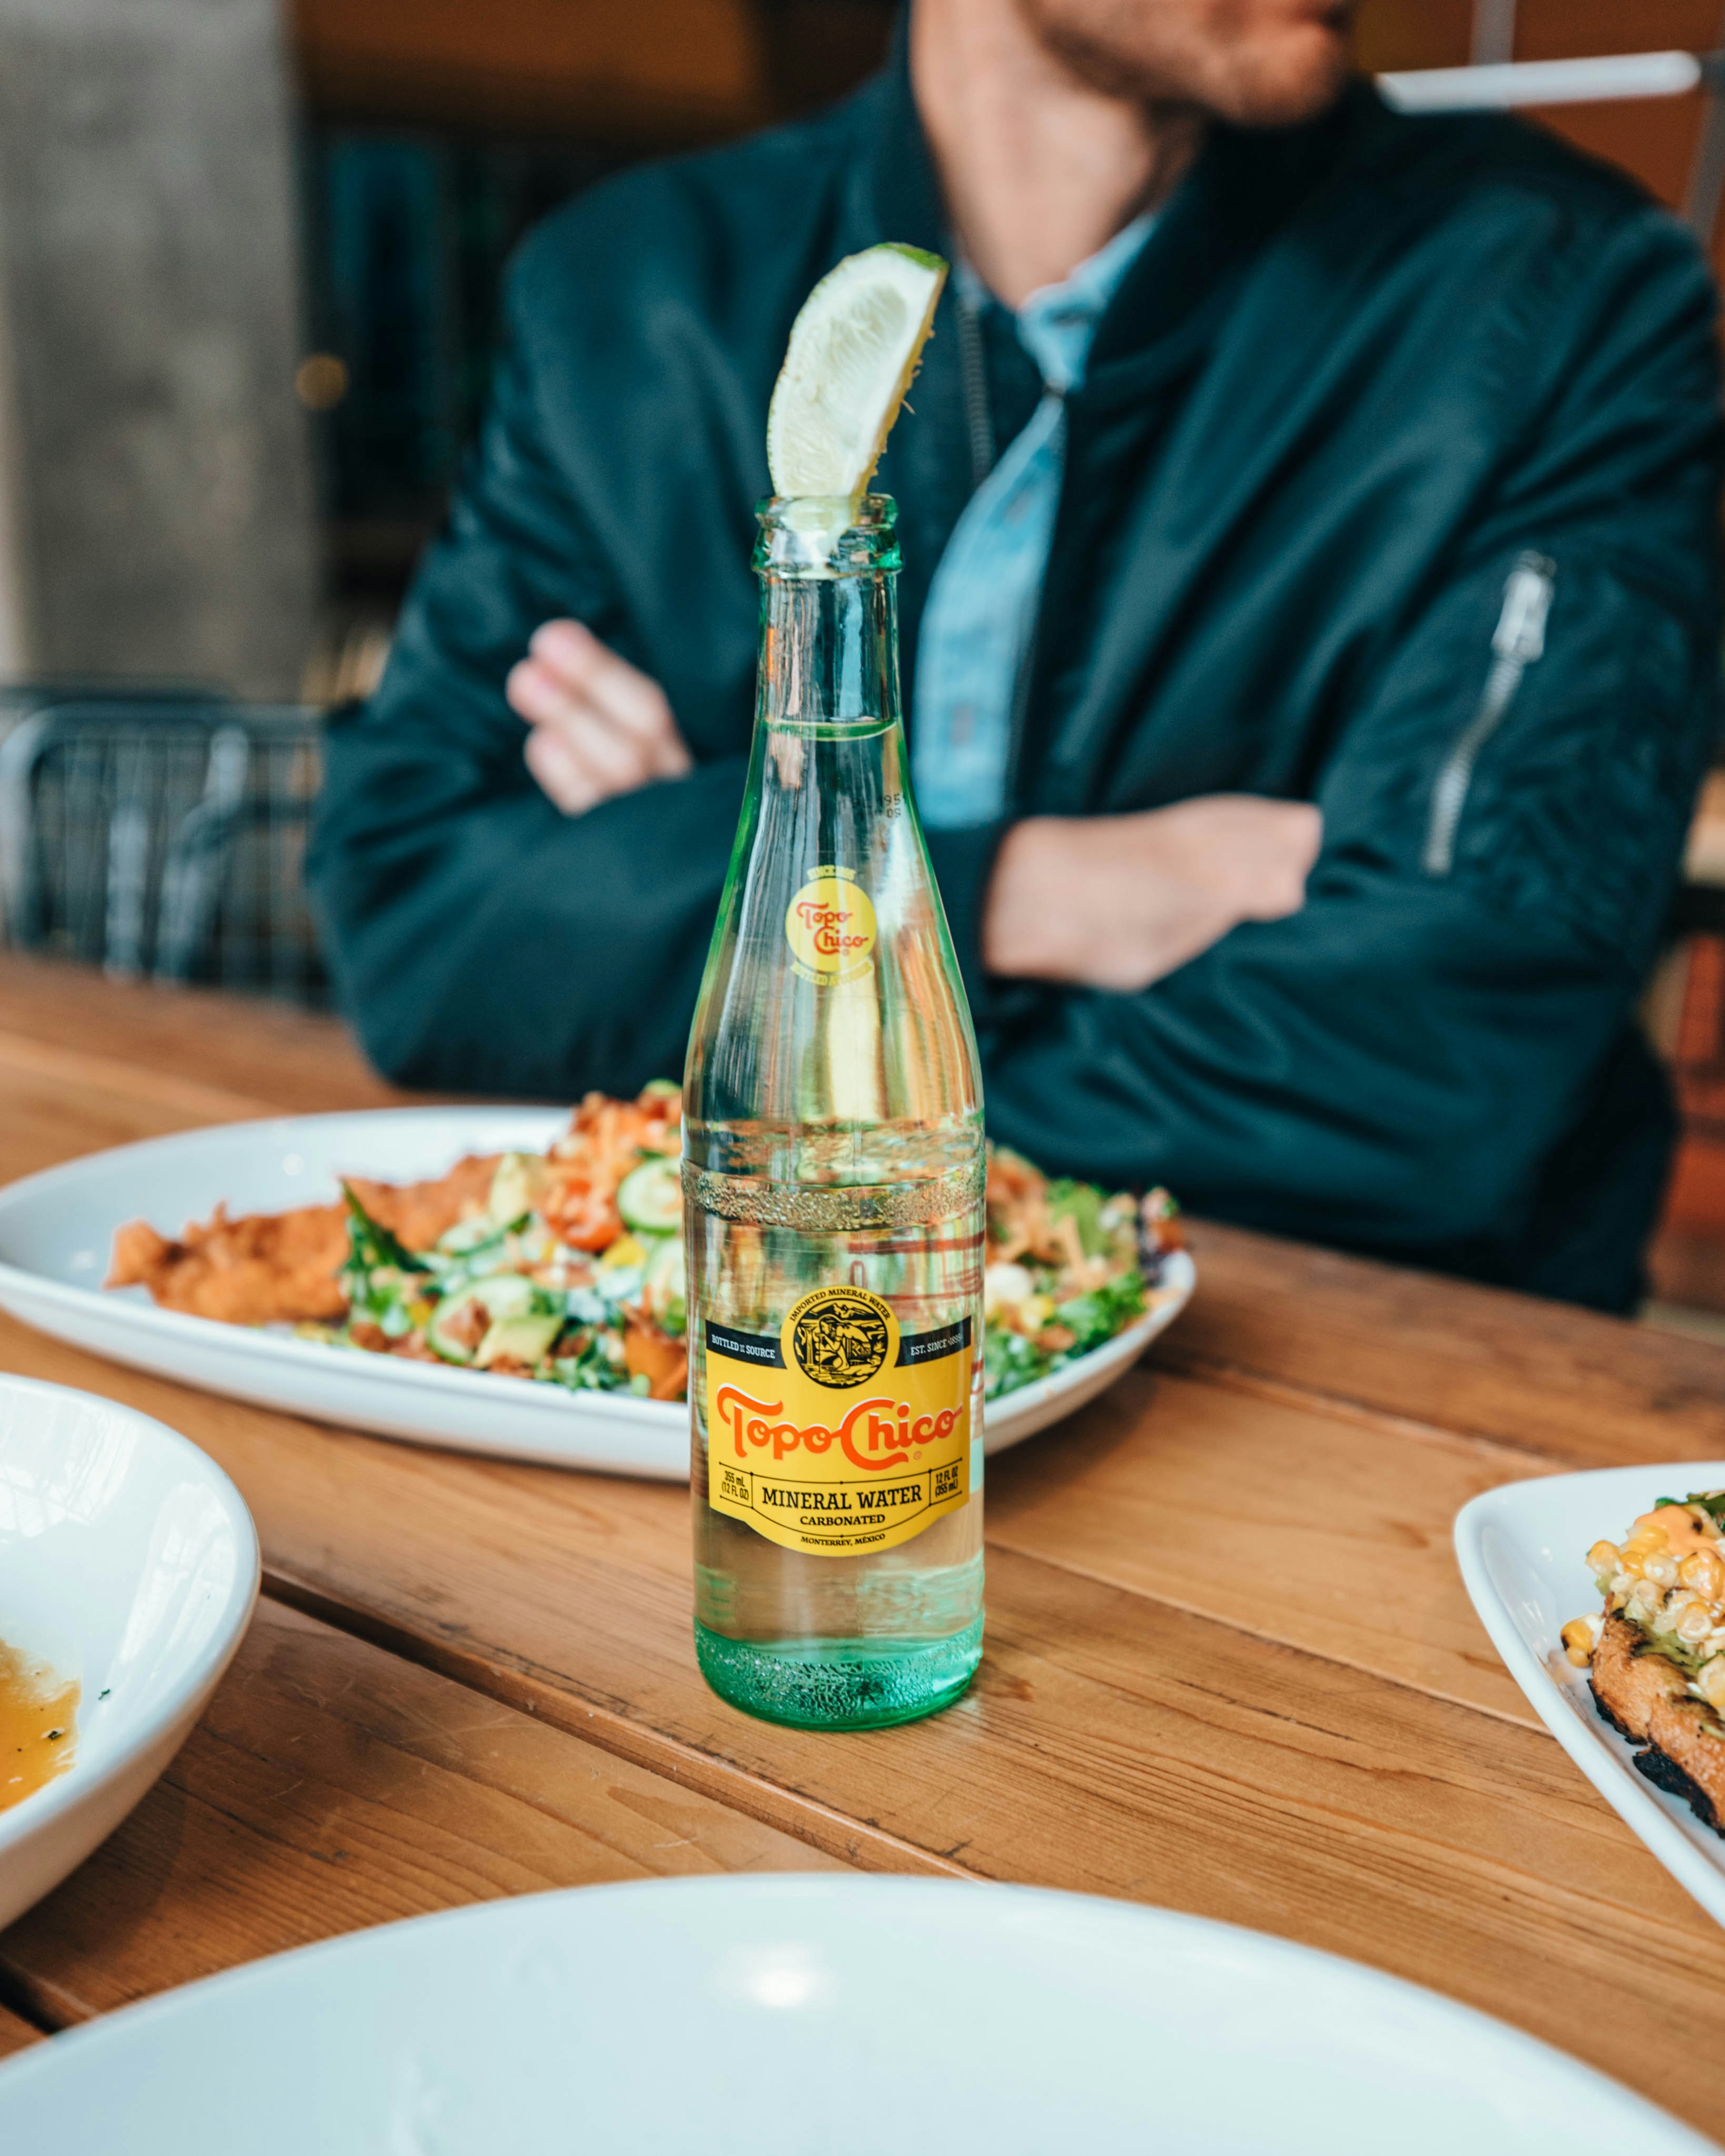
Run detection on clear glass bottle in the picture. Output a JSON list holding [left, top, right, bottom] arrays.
[[683, 494, 985, 1729]]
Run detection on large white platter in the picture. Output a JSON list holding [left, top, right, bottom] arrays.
[[1456, 1463, 1725, 1929], [0, 1373, 258, 1931], [0, 1872, 1699, 2152], [0, 1108, 1193, 1481]]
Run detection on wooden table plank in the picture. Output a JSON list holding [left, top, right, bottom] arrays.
[[0, 1058, 268, 1191], [0, 2003, 43, 2061], [986, 1362, 1550, 1725], [0, 1597, 844, 2032], [0, 955, 425, 1120], [1164, 1217, 1725, 1464]]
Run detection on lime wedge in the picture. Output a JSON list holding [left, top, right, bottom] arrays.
[[768, 243, 948, 503]]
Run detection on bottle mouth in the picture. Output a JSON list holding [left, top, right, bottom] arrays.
[[754, 494, 900, 579]]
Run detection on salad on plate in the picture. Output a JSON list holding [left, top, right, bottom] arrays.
[[108, 1085, 1181, 1408]]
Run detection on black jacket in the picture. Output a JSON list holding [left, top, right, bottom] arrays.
[[308, 55, 1723, 1312]]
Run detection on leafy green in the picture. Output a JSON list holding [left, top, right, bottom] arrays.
[[1687, 1491, 1725, 1531], [340, 1184, 429, 1276], [338, 1185, 435, 1335], [984, 1268, 1149, 1399], [548, 1330, 633, 1394], [1053, 1271, 1148, 1354], [984, 1323, 1053, 1400]]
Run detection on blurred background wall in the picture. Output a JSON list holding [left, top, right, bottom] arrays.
[[0, 0, 317, 697]]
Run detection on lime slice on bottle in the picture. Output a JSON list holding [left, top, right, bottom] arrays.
[[768, 242, 948, 503]]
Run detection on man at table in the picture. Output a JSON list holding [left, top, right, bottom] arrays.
[[307, 0, 1722, 1314]]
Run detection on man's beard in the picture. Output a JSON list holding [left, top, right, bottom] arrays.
[[1014, 0, 1355, 125]]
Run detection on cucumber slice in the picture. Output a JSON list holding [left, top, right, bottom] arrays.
[[617, 1157, 682, 1236], [427, 1273, 543, 1364], [642, 1234, 687, 1332]]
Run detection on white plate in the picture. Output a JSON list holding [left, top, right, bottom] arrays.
[[0, 1109, 1194, 1480], [1456, 1463, 1725, 1928], [0, 1373, 258, 1931], [0, 1874, 1699, 2152]]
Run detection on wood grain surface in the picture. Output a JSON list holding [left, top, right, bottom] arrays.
[[0, 2004, 40, 2061], [0, 1600, 841, 2033], [1164, 1217, 1725, 1465], [1, 958, 1723, 2137]]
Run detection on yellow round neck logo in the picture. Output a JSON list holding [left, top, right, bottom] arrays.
[[784, 869, 876, 983]]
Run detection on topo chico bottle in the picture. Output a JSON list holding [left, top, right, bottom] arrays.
[[683, 492, 985, 1729]]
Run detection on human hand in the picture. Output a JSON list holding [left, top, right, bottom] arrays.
[[507, 619, 692, 815], [984, 795, 1322, 992]]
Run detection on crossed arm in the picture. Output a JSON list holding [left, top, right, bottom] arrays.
[[507, 617, 1322, 991]]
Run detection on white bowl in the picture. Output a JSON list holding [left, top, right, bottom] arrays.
[[0, 1374, 259, 1931], [0, 1875, 1699, 2151], [0, 1108, 1194, 1478]]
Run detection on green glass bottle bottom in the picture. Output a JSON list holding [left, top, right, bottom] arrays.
[[694, 1615, 983, 1730]]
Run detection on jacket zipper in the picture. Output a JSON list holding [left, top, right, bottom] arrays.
[[954, 285, 995, 494], [1421, 551, 1556, 876]]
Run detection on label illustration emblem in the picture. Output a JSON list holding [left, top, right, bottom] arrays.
[[785, 868, 876, 985], [788, 1286, 892, 1389]]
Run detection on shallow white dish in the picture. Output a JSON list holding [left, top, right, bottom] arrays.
[[0, 1373, 258, 1931], [0, 1873, 1699, 2152], [0, 1109, 1193, 1480], [1456, 1463, 1725, 1928]]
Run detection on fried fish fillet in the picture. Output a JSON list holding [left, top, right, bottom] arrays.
[[107, 1154, 501, 1327]]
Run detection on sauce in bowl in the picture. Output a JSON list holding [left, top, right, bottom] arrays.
[[0, 1641, 77, 1813]]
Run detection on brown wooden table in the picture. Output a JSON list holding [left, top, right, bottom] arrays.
[[3, 950, 1725, 2132]]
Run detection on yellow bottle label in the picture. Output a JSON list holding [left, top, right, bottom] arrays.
[[784, 867, 877, 985], [704, 1284, 972, 1555]]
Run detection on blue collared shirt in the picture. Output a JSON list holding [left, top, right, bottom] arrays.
[[911, 213, 1157, 831]]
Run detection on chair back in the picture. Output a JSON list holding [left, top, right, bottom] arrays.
[[0, 700, 327, 1003]]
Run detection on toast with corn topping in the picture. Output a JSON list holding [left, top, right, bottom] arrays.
[[1565, 1491, 1725, 1834]]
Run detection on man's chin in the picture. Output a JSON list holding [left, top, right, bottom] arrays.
[[1204, 33, 1354, 127], [1024, 2, 1354, 128]]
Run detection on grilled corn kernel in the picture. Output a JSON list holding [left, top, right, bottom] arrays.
[[1699, 1658, 1725, 1711], [1560, 1618, 1595, 1668], [1587, 1540, 1620, 1579], [1643, 1554, 1679, 1589], [1677, 1601, 1715, 1644], [1681, 1548, 1725, 1603]]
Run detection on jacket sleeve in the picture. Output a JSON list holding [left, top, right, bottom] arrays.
[[972, 212, 1723, 1269], [305, 255, 747, 1098]]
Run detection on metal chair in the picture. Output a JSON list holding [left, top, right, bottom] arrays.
[[0, 673, 230, 740], [0, 701, 328, 1004]]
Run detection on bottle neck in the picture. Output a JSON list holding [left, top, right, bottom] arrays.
[[753, 494, 903, 730], [756, 568, 901, 730]]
